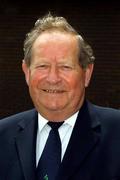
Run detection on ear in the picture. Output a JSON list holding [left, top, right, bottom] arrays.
[[22, 60, 30, 85], [85, 64, 94, 87]]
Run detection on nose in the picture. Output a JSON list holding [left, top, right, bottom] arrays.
[[46, 66, 61, 84]]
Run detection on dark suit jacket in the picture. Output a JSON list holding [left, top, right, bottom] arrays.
[[0, 100, 120, 180]]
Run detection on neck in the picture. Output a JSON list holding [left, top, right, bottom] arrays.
[[37, 104, 83, 122]]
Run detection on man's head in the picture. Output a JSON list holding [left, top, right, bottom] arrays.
[[22, 13, 95, 121]]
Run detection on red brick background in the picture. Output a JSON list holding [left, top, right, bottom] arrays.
[[0, 1, 120, 118]]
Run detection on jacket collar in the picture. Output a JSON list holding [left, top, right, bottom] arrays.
[[15, 109, 38, 180], [57, 100, 100, 179]]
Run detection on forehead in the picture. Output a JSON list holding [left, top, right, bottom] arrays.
[[33, 31, 78, 48], [31, 32, 80, 62]]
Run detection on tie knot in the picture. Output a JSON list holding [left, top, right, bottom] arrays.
[[48, 121, 64, 130]]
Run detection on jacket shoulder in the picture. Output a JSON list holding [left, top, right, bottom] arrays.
[[92, 103, 120, 119], [0, 109, 37, 129], [88, 101, 120, 128]]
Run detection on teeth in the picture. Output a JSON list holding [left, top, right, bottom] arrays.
[[44, 89, 63, 93]]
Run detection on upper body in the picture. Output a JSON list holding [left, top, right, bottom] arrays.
[[0, 12, 120, 180], [0, 101, 120, 180]]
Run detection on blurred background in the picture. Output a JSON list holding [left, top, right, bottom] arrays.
[[0, 0, 120, 118]]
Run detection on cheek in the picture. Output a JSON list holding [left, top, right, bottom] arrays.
[[29, 71, 45, 87], [67, 73, 85, 91], [69, 75, 86, 106]]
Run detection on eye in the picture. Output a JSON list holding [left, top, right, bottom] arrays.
[[61, 65, 73, 71], [35, 64, 49, 69]]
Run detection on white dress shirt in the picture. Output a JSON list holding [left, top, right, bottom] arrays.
[[36, 111, 79, 166]]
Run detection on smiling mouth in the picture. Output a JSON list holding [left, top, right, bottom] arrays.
[[43, 89, 65, 93]]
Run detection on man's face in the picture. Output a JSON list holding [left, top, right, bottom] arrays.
[[22, 31, 93, 120]]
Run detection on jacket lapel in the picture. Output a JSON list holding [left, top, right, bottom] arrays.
[[15, 109, 38, 180], [57, 101, 100, 179]]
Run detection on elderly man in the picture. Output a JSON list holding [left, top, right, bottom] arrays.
[[0, 13, 120, 180]]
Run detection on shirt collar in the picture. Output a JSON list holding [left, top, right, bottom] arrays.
[[38, 111, 79, 132], [64, 111, 79, 127], [38, 113, 48, 132]]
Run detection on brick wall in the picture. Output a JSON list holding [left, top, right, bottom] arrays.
[[0, 1, 120, 118]]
